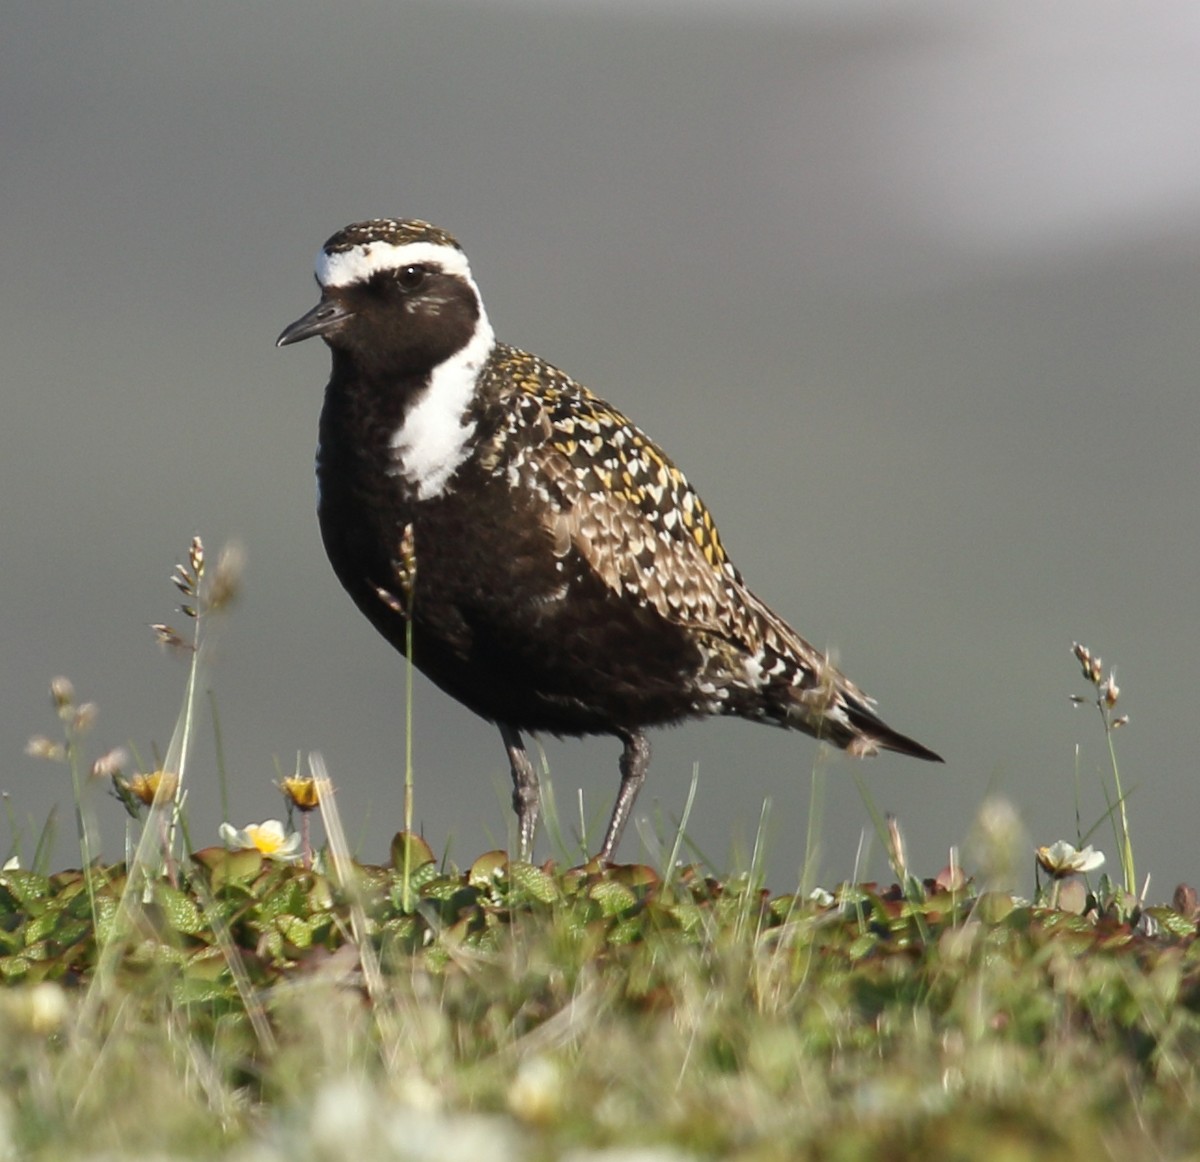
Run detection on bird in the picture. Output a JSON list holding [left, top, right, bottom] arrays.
[[277, 218, 942, 865]]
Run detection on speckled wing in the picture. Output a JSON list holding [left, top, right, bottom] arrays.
[[510, 364, 758, 645]]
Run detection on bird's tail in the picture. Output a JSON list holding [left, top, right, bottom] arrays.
[[743, 591, 943, 764], [838, 696, 944, 762]]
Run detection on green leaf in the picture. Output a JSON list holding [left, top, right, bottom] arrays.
[[0, 869, 52, 910], [589, 879, 638, 918], [390, 831, 436, 872], [154, 882, 206, 935], [509, 861, 560, 905], [468, 850, 509, 887]]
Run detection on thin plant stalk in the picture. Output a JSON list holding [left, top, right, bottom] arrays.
[[64, 727, 100, 932], [160, 607, 205, 874], [799, 756, 826, 899], [402, 612, 415, 911], [1101, 710, 1135, 897], [661, 762, 700, 892], [209, 689, 231, 833], [2, 793, 19, 867], [734, 797, 772, 946], [396, 521, 417, 911], [312, 751, 404, 1074]]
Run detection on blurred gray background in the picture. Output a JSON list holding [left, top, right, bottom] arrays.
[[4, 0, 1199, 895]]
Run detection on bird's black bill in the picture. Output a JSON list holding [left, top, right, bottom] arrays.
[[276, 299, 352, 347]]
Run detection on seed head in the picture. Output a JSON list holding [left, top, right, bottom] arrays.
[[90, 746, 128, 781], [1071, 642, 1104, 686], [1173, 883, 1199, 918], [846, 735, 881, 758], [50, 676, 75, 714], [207, 541, 245, 612], [25, 735, 66, 763], [151, 623, 190, 651], [969, 796, 1026, 892], [171, 535, 206, 599], [375, 587, 405, 615], [885, 813, 908, 880], [71, 702, 98, 736], [797, 653, 842, 718]]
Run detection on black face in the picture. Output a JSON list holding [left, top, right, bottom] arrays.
[[277, 260, 481, 376]]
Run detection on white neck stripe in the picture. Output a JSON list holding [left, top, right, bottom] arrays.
[[316, 240, 475, 289], [388, 308, 495, 500]]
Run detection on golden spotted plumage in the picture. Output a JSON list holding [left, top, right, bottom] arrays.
[[477, 348, 753, 642]]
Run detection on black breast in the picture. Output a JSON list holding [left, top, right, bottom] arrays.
[[317, 403, 706, 738]]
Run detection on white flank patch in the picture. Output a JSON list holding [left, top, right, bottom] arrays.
[[388, 308, 496, 499], [744, 648, 767, 688], [316, 240, 475, 289]]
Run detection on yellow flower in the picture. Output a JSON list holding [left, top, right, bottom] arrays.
[[120, 770, 179, 806], [278, 773, 321, 812]]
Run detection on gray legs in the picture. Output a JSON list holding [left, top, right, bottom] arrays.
[[498, 726, 652, 866], [597, 731, 650, 864], [499, 723, 540, 861]]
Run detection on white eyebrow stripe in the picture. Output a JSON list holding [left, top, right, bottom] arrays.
[[316, 240, 474, 288]]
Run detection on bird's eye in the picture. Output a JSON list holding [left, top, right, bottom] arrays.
[[396, 265, 427, 291]]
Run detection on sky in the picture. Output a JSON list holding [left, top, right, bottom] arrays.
[[4, 0, 1200, 896]]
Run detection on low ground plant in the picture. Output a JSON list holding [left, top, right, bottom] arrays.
[[5, 539, 1197, 1161]]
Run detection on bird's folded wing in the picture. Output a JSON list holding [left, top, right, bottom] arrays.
[[533, 431, 762, 650]]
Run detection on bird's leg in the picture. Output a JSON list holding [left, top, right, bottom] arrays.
[[499, 723, 539, 861], [596, 730, 651, 865]]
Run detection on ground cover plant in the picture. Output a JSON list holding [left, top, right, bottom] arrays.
[[5, 538, 1200, 1161]]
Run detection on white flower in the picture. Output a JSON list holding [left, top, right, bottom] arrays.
[[27, 981, 69, 1034], [219, 819, 301, 861], [508, 1056, 563, 1124], [1036, 840, 1105, 879]]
